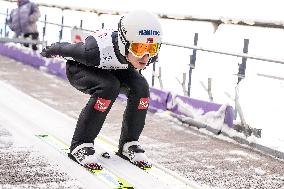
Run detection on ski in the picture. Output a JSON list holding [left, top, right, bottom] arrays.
[[96, 137, 157, 173], [100, 150, 167, 182], [115, 152, 152, 171], [96, 137, 196, 189], [36, 134, 134, 189]]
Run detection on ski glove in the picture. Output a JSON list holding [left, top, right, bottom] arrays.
[[40, 42, 63, 58], [40, 46, 52, 58], [40, 42, 72, 58]]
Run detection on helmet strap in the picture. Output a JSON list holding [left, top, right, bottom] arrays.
[[125, 43, 130, 56], [118, 16, 130, 56], [118, 17, 127, 44]]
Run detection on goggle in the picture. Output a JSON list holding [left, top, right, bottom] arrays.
[[129, 43, 160, 58]]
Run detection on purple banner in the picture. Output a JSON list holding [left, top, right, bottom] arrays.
[[0, 44, 45, 68], [46, 59, 67, 79], [167, 94, 221, 114], [149, 87, 170, 112], [166, 93, 234, 128]]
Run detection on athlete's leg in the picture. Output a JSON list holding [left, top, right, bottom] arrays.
[[114, 68, 150, 154], [66, 62, 121, 151]]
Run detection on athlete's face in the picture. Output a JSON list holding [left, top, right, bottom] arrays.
[[127, 52, 150, 70]]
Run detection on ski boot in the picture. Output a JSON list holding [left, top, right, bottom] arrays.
[[119, 141, 152, 170], [68, 143, 103, 170]]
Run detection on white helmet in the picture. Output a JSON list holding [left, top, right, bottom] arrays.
[[118, 10, 163, 57]]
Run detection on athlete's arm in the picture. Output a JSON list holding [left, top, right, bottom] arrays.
[[40, 36, 100, 67]]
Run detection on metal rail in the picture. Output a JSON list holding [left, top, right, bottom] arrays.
[[0, 10, 93, 33], [0, 37, 46, 46], [162, 41, 284, 65]]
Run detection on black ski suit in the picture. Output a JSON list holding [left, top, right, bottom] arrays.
[[41, 30, 157, 153]]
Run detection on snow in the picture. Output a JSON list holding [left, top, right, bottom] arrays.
[[255, 168, 266, 176], [0, 115, 85, 189]]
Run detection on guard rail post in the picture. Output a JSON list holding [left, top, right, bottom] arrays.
[[42, 14, 47, 42], [4, 8, 8, 37], [235, 38, 249, 119], [237, 39, 249, 84], [59, 15, 64, 42], [152, 61, 156, 87], [187, 33, 198, 96], [80, 20, 83, 29]]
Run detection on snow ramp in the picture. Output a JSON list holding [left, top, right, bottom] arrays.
[[0, 81, 202, 189]]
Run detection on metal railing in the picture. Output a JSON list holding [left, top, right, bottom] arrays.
[[162, 41, 284, 65], [0, 37, 46, 46]]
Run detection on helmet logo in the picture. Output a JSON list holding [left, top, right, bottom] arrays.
[[139, 29, 160, 36], [146, 38, 153, 43]]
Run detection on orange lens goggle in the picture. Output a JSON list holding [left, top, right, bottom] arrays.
[[129, 43, 160, 58]]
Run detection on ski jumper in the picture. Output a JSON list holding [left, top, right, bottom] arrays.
[[44, 30, 155, 153]]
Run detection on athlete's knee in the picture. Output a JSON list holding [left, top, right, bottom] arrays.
[[93, 79, 121, 99], [130, 81, 149, 97]]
